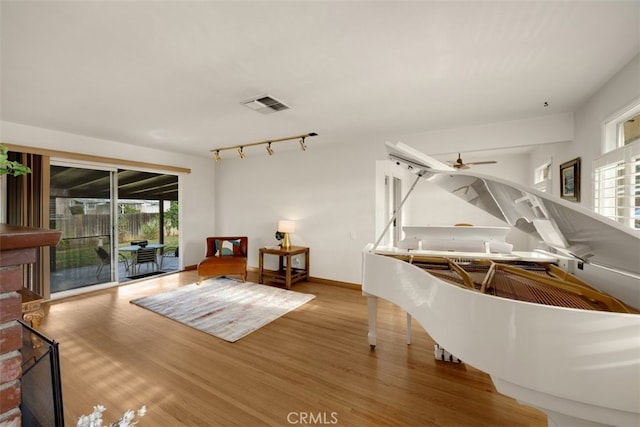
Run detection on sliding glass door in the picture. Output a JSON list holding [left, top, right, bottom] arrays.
[[49, 163, 118, 293], [116, 169, 180, 280], [3, 146, 183, 298], [49, 163, 180, 295]]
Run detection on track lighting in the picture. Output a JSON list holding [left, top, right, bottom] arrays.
[[210, 132, 317, 162]]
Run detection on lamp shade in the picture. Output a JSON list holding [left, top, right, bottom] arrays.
[[278, 220, 296, 233]]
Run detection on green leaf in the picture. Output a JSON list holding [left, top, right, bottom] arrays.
[[0, 144, 32, 176]]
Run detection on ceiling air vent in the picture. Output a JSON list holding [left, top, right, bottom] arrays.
[[241, 95, 290, 114]]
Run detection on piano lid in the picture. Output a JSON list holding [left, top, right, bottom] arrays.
[[386, 142, 640, 278]]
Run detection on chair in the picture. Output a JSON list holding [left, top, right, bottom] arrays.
[[160, 246, 178, 269], [119, 252, 131, 274], [96, 247, 131, 277], [133, 247, 159, 274], [95, 247, 110, 278], [197, 237, 247, 283]]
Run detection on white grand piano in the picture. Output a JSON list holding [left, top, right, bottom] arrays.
[[363, 142, 640, 427]]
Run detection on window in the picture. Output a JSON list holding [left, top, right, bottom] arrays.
[[595, 103, 640, 229], [534, 159, 552, 192]]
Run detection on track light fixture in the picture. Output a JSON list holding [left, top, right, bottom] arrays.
[[210, 132, 317, 161]]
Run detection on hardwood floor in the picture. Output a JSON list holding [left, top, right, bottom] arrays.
[[39, 271, 546, 426]]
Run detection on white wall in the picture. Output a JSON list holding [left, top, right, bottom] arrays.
[[214, 114, 573, 284], [214, 140, 382, 283], [530, 53, 640, 209], [407, 152, 535, 251], [0, 121, 217, 268]]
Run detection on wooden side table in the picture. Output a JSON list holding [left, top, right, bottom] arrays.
[[259, 246, 309, 289]]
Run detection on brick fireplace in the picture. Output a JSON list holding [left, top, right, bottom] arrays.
[[0, 224, 61, 426]]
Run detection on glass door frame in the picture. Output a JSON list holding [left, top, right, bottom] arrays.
[[49, 159, 120, 299]]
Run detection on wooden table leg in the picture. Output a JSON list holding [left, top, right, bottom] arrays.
[[304, 248, 310, 281], [285, 254, 292, 290], [259, 250, 264, 283]]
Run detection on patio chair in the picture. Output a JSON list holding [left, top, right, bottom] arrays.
[[160, 246, 178, 269], [133, 247, 159, 274], [96, 247, 131, 277], [95, 247, 110, 278]]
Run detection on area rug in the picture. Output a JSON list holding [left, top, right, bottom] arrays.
[[130, 277, 315, 342]]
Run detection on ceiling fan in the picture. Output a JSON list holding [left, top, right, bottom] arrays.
[[449, 153, 497, 169]]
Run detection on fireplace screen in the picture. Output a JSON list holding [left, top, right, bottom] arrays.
[[19, 320, 64, 427]]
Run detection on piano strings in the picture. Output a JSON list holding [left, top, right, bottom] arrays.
[[385, 254, 639, 314]]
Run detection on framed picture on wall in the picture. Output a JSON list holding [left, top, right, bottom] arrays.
[[560, 157, 581, 202]]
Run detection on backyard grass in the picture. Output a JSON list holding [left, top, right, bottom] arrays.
[[53, 235, 179, 269]]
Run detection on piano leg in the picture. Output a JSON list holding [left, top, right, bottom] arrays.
[[406, 312, 412, 345], [367, 295, 377, 349]]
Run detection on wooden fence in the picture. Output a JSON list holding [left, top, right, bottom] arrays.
[[56, 213, 159, 242]]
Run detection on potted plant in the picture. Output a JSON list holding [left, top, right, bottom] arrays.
[[0, 144, 31, 176], [0, 144, 31, 223]]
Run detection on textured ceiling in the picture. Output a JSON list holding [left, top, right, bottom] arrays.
[[1, 1, 639, 159]]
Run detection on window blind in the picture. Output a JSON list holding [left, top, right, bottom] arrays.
[[593, 142, 640, 229]]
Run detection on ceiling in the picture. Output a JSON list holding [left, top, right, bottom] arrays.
[[1, 1, 639, 160]]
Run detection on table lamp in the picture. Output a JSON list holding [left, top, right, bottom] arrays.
[[278, 220, 296, 249]]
